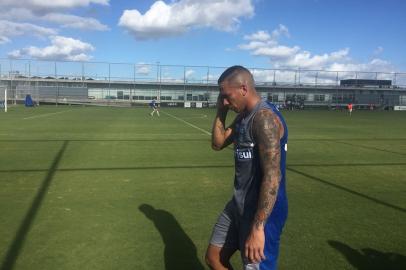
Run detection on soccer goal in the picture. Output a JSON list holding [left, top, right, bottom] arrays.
[[0, 87, 7, 112]]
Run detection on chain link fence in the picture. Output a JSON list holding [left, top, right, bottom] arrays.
[[1, 58, 406, 108]]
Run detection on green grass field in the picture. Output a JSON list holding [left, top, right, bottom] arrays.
[[0, 105, 405, 270]]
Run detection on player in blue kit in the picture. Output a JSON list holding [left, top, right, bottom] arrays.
[[205, 66, 288, 270], [149, 98, 160, 117]]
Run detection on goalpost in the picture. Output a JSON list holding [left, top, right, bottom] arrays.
[[0, 87, 7, 112]]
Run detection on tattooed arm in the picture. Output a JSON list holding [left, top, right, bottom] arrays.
[[244, 109, 284, 263], [211, 94, 236, 151]]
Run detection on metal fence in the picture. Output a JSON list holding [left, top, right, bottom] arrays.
[[2, 58, 406, 87], [1, 58, 406, 108]]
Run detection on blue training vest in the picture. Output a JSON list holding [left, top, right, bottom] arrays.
[[233, 100, 288, 222]]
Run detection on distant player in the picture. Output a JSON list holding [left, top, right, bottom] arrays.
[[347, 103, 353, 116], [149, 99, 160, 117]]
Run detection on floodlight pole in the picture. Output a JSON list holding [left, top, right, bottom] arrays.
[[4, 88, 7, 112], [108, 63, 111, 104], [273, 70, 276, 85], [81, 62, 85, 88], [10, 59, 16, 105], [55, 62, 58, 106], [183, 65, 186, 105], [157, 62, 162, 102], [298, 68, 301, 85], [158, 62, 161, 101], [132, 64, 136, 104]]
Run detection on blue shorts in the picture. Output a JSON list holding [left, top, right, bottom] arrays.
[[209, 200, 286, 270]]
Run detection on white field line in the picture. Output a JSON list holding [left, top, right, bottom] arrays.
[[23, 110, 71, 120], [162, 111, 211, 136]]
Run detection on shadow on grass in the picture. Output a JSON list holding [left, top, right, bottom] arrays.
[[0, 164, 233, 174], [1, 138, 406, 143], [335, 141, 406, 156], [1, 141, 69, 270], [328, 240, 406, 270], [288, 162, 406, 167], [0, 138, 210, 142], [287, 167, 406, 214], [139, 204, 205, 270], [290, 138, 406, 142]]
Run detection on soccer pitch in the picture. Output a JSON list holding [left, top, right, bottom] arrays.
[[0, 105, 405, 270]]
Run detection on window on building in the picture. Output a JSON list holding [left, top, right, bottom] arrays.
[[314, 94, 325, 102], [297, 94, 307, 101], [268, 94, 279, 102]]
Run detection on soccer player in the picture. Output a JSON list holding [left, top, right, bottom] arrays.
[[347, 103, 353, 116], [206, 66, 288, 270], [149, 98, 160, 117]]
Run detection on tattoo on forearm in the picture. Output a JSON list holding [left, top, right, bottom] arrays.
[[254, 219, 265, 230], [252, 110, 282, 228]]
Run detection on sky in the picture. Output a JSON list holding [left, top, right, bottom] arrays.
[[0, 0, 405, 74]]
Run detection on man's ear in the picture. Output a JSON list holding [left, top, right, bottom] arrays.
[[240, 84, 248, 96]]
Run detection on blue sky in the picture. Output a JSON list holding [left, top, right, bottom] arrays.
[[0, 0, 405, 72]]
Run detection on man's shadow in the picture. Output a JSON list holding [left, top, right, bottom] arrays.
[[328, 240, 406, 270], [139, 204, 205, 270]]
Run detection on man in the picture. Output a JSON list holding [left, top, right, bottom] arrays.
[[149, 98, 160, 116], [347, 103, 353, 116], [205, 66, 288, 270]]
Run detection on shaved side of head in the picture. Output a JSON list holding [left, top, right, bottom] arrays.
[[218, 65, 255, 89]]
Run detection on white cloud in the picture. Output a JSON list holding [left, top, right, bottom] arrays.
[[0, 8, 36, 21], [252, 45, 300, 59], [118, 0, 254, 40], [185, 69, 195, 78], [271, 24, 289, 39], [7, 50, 21, 58], [42, 13, 109, 31], [0, 36, 11, 44], [0, 0, 109, 11], [329, 58, 394, 73], [238, 26, 395, 73], [282, 48, 350, 70], [249, 59, 395, 85], [0, 1, 109, 34], [239, 25, 289, 53], [0, 20, 57, 44], [8, 35, 94, 61], [136, 63, 151, 75], [239, 41, 273, 51], [373, 46, 384, 55], [238, 26, 397, 85], [244, 30, 271, 41]]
